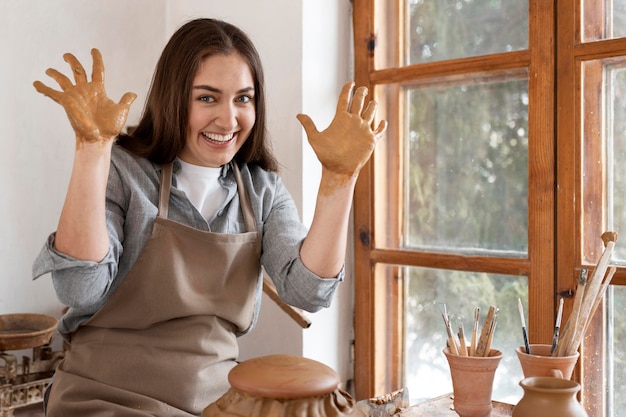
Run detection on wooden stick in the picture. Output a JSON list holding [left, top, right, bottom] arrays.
[[560, 232, 617, 356], [475, 306, 496, 357], [555, 268, 587, 356], [580, 266, 617, 341], [263, 275, 311, 329]]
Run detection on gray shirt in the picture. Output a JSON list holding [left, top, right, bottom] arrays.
[[33, 145, 342, 339]]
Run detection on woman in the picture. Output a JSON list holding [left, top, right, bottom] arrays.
[[32, 18, 386, 416]]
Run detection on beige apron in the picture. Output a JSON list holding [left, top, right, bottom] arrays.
[[47, 162, 261, 416]]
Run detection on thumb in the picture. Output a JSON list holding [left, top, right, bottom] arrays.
[[119, 92, 138, 107], [296, 114, 319, 137]]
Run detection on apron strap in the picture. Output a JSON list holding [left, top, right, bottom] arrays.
[[232, 162, 258, 233], [157, 163, 173, 219]]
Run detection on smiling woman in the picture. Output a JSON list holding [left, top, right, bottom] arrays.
[[30, 16, 385, 417]]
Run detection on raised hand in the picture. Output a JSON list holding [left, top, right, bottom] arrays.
[[296, 81, 387, 180], [33, 48, 137, 147]]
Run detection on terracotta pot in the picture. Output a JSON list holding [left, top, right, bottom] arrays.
[[443, 348, 503, 417], [512, 376, 588, 417], [515, 344, 579, 379]]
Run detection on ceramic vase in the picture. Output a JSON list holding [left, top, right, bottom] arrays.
[[443, 348, 503, 417], [512, 376, 588, 417]]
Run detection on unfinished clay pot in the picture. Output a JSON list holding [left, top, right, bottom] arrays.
[[202, 354, 355, 417], [443, 348, 503, 417], [512, 376, 588, 417]]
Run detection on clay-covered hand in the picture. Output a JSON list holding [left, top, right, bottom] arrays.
[[33, 48, 137, 147], [296, 81, 387, 179]]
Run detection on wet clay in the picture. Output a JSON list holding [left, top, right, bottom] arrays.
[[33, 48, 136, 148], [297, 82, 387, 195], [202, 354, 355, 417]]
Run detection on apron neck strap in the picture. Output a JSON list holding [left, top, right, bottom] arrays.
[[157, 163, 173, 219], [232, 162, 257, 232]]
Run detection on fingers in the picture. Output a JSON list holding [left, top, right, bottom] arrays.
[[90, 48, 104, 85], [44, 67, 74, 90], [119, 92, 138, 107], [373, 120, 388, 137], [33, 80, 62, 102], [361, 101, 377, 124], [349, 86, 369, 115], [336, 81, 355, 113], [296, 114, 319, 136], [63, 52, 88, 85]]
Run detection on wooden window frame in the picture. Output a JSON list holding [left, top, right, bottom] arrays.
[[352, 1, 626, 415], [352, 0, 556, 399]]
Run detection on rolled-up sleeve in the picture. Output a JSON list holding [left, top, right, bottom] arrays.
[[257, 173, 342, 313], [32, 233, 118, 309]]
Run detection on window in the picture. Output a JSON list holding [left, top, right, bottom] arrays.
[[352, 1, 626, 416]]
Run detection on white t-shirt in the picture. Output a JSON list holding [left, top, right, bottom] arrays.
[[176, 159, 227, 221]]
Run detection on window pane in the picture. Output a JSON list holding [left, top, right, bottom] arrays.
[[608, 286, 626, 417], [403, 78, 529, 254], [607, 62, 626, 263], [407, 0, 528, 65], [403, 265, 527, 404], [583, 0, 626, 41]]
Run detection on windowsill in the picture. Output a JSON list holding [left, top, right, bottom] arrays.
[[400, 394, 513, 416]]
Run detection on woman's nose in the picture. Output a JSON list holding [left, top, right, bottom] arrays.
[[214, 103, 237, 131]]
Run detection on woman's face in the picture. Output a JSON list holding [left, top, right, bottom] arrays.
[[179, 52, 256, 167]]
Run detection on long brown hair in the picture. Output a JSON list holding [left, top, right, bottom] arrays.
[[117, 18, 278, 171]]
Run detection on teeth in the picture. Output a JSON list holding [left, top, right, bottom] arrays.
[[202, 132, 234, 143]]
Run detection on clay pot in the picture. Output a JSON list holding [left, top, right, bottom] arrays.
[[443, 348, 503, 417], [515, 344, 579, 379], [512, 376, 588, 417]]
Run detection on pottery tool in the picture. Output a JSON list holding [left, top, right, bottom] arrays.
[[557, 231, 617, 356], [550, 297, 564, 355], [475, 305, 497, 357], [517, 298, 531, 354], [263, 275, 311, 328], [555, 268, 587, 356], [442, 311, 459, 355], [469, 307, 479, 356], [457, 322, 468, 356], [484, 308, 499, 356]]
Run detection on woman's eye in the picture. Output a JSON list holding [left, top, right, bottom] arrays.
[[199, 95, 215, 103], [236, 95, 253, 103]]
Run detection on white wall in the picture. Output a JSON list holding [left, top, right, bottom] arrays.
[[0, 0, 354, 386]]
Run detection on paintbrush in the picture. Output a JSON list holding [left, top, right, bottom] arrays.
[[458, 321, 468, 356], [441, 305, 459, 355], [518, 298, 531, 354], [550, 297, 564, 356], [470, 307, 479, 356]]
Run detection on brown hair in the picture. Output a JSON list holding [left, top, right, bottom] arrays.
[[117, 18, 278, 171]]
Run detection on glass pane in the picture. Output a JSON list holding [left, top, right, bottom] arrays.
[[606, 62, 626, 263], [403, 78, 529, 255], [406, 0, 528, 65], [403, 265, 527, 404], [608, 286, 626, 417], [583, 0, 626, 41]]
